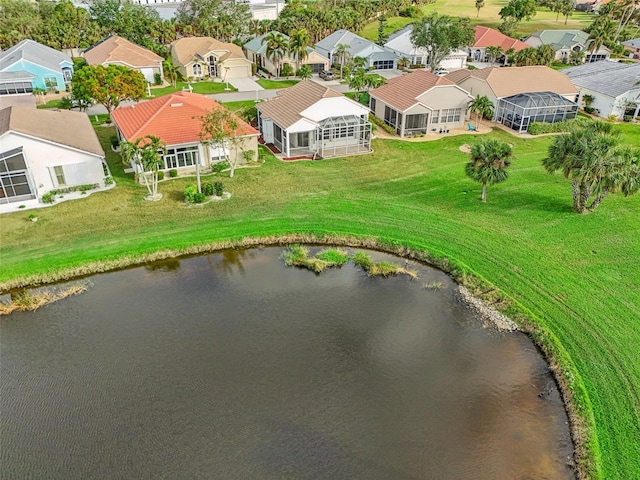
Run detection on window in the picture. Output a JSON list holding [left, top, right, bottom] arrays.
[[163, 146, 199, 169], [0, 81, 33, 95], [54, 166, 66, 186], [44, 77, 58, 91], [384, 106, 398, 128], [431, 110, 440, 124], [405, 114, 428, 130], [62, 68, 73, 82], [441, 108, 462, 123], [291, 132, 310, 148], [370, 97, 376, 113], [193, 64, 202, 76], [373, 60, 394, 70], [0, 148, 34, 203]]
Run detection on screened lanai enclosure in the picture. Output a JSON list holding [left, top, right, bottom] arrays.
[[495, 91, 578, 133]]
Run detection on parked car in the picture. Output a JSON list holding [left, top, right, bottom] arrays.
[[434, 69, 449, 76], [319, 70, 334, 81]]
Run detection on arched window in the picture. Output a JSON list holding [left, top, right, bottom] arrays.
[[193, 64, 202, 76]]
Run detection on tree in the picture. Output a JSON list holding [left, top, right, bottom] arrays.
[[542, 121, 640, 213], [559, 0, 574, 25], [163, 60, 178, 88], [377, 15, 388, 45], [587, 18, 615, 55], [334, 43, 351, 79], [199, 107, 243, 178], [499, 0, 537, 22], [348, 67, 367, 101], [289, 28, 310, 71], [468, 95, 493, 129], [263, 31, 288, 78], [485, 45, 504, 64], [71, 64, 146, 114], [297, 64, 312, 80], [411, 13, 475, 73], [465, 138, 513, 202], [120, 135, 166, 201], [475, 0, 485, 17]]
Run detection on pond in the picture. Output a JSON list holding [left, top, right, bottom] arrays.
[[0, 247, 574, 479]]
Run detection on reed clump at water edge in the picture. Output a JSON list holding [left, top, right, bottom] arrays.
[[282, 245, 350, 273], [0, 282, 90, 316]]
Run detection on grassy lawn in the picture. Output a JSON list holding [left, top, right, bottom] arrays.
[[149, 80, 236, 97], [360, 0, 595, 41], [36, 98, 64, 109], [1, 124, 640, 479], [256, 78, 300, 89]]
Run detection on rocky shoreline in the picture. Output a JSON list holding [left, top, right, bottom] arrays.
[[459, 285, 519, 331]]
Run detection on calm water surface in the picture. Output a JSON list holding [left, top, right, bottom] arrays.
[[0, 248, 574, 479]]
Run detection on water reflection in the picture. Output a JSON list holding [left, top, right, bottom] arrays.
[[0, 247, 574, 480]]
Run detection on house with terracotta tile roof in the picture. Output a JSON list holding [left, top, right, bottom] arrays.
[[244, 33, 329, 76], [256, 80, 371, 159], [469, 26, 529, 63], [111, 92, 259, 174], [170, 37, 253, 81], [84, 35, 163, 84], [0, 107, 107, 206], [446, 66, 579, 132], [369, 70, 473, 137]]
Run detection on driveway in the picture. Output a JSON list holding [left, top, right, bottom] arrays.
[[229, 77, 264, 92]]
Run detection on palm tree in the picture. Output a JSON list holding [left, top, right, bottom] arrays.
[[348, 67, 367, 101], [485, 45, 503, 64], [334, 43, 351, 79], [120, 135, 166, 201], [163, 60, 178, 87], [475, 0, 485, 17], [465, 138, 513, 202], [468, 95, 494, 130], [586, 19, 615, 58], [262, 31, 288, 78], [543, 120, 639, 212], [297, 64, 312, 80], [289, 28, 310, 72], [536, 44, 555, 66]]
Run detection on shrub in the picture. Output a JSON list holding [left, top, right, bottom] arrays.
[[280, 63, 294, 77], [212, 161, 229, 174], [169, 169, 178, 178], [213, 181, 224, 196], [368, 114, 396, 135], [399, 5, 421, 17], [623, 115, 632, 122], [104, 176, 114, 186], [42, 192, 55, 204], [584, 106, 595, 114], [157, 171, 165, 181], [110, 135, 119, 149], [202, 182, 214, 196], [154, 73, 162, 85], [527, 118, 586, 135], [183, 184, 197, 203], [193, 192, 205, 203]]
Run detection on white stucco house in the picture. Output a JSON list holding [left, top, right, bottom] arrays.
[[256, 80, 371, 159], [384, 25, 468, 70], [562, 60, 640, 120], [0, 106, 108, 208]]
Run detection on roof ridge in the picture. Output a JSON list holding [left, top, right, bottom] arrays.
[[129, 95, 176, 139]]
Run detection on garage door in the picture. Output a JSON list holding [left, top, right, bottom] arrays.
[[224, 65, 250, 79]]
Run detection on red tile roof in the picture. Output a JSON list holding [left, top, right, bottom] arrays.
[[473, 26, 529, 52], [111, 92, 258, 146], [370, 70, 456, 111]]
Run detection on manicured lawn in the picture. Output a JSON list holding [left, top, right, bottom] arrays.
[[221, 100, 260, 112], [1, 125, 640, 480], [359, 0, 595, 41], [149, 80, 236, 97], [256, 78, 300, 89], [36, 98, 64, 109]]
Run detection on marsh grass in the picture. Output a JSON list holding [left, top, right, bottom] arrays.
[[424, 281, 444, 290], [0, 282, 89, 315], [282, 245, 351, 272], [315, 249, 350, 265], [353, 252, 418, 278]]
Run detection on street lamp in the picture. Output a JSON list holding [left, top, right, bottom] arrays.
[[224, 67, 230, 91]]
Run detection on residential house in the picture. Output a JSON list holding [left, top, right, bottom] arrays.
[[111, 92, 259, 174], [256, 80, 371, 159], [0, 106, 107, 206], [369, 70, 473, 136], [523, 30, 610, 63], [0, 39, 73, 94], [562, 60, 640, 120], [315, 30, 398, 70], [469, 26, 529, 63], [84, 35, 164, 84], [622, 38, 640, 60], [170, 37, 253, 81], [244, 32, 329, 76], [384, 25, 467, 70], [446, 66, 579, 132]]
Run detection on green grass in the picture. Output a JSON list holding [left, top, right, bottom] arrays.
[[256, 78, 300, 89], [150, 80, 236, 97], [359, 0, 595, 42], [221, 100, 260, 113], [1, 124, 640, 479], [36, 98, 64, 109]]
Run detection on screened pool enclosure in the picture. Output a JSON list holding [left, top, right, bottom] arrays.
[[495, 92, 578, 133]]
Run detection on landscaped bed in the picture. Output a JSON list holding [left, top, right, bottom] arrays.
[[0, 123, 639, 480]]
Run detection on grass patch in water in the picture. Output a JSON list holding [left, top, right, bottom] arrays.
[[282, 245, 349, 273], [353, 251, 417, 278], [0, 282, 90, 315]]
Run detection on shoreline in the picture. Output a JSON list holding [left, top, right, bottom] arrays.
[[0, 234, 591, 479]]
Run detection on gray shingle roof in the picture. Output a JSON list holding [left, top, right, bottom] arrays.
[[315, 29, 394, 59], [562, 60, 640, 97], [622, 38, 640, 49], [0, 39, 71, 73]]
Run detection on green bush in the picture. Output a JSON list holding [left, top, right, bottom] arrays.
[[399, 5, 421, 17], [213, 181, 224, 196], [104, 176, 114, 186], [623, 116, 632, 122], [42, 192, 55, 204], [157, 171, 165, 181], [584, 106, 595, 114], [212, 161, 229, 174], [202, 182, 214, 196], [183, 184, 197, 203], [154, 73, 162, 85], [110, 135, 119, 149], [528, 118, 586, 135], [169, 169, 178, 178], [280, 63, 294, 77], [369, 114, 396, 135], [193, 192, 205, 203]]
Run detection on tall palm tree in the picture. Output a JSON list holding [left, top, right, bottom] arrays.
[[163, 61, 178, 87], [465, 138, 513, 202], [262, 31, 288, 78], [289, 28, 310, 72], [587, 19, 615, 57], [468, 95, 494, 129], [120, 135, 166, 201], [334, 43, 351, 79]]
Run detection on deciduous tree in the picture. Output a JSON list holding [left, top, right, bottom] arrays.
[[71, 64, 146, 114]]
